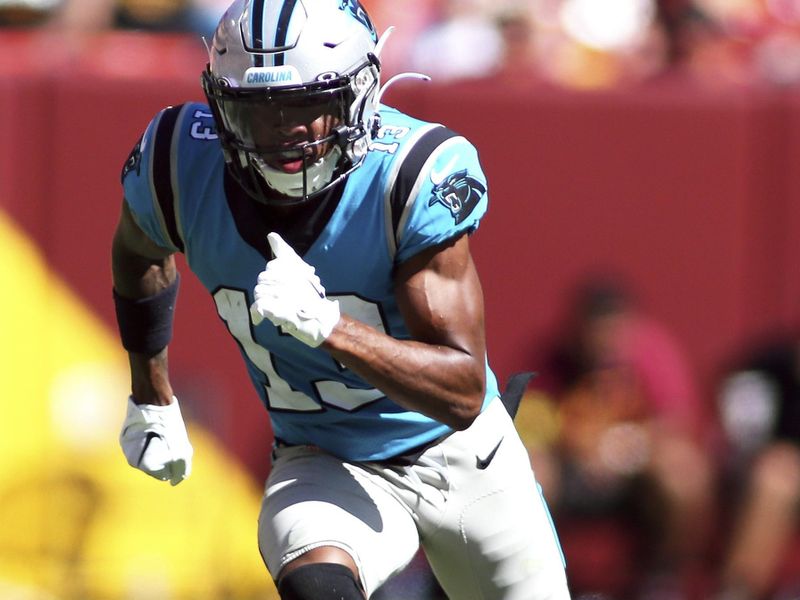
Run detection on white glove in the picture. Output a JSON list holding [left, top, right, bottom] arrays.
[[250, 232, 341, 347], [120, 396, 193, 486]]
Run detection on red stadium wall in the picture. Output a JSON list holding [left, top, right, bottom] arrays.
[[3, 31, 798, 476]]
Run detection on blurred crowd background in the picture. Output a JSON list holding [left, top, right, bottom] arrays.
[[2, 0, 800, 89], [1, 0, 799, 599]]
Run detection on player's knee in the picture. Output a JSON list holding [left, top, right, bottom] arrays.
[[278, 563, 365, 600]]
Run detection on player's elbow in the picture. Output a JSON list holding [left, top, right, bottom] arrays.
[[448, 403, 481, 431], [446, 376, 485, 431]]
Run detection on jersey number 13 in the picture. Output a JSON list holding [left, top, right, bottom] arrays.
[[214, 288, 385, 412]]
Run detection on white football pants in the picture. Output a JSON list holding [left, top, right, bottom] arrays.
[[258, 398, 571, 599]]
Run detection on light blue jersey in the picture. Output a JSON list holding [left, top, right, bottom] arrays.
[[122, 102, 500, 461]]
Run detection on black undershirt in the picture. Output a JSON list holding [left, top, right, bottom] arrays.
[[223, 170, 345, 260]]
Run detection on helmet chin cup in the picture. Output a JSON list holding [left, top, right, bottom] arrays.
[[252, 146, 343, 199]]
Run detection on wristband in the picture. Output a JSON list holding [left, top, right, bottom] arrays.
[[113, 273, 180, 355]]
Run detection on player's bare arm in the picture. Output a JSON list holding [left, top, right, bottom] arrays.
[[111, 200, 177, 406], [323, 233, 486, 430]]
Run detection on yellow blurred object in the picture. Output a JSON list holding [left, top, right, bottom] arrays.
[[514, 391, 562, 450], [0, 209, 279, 599], [553, 43, 624, 89]]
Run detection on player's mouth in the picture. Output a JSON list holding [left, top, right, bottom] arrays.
[[271, 143, 328, 174], [276, 157, 304, 174], [270, 149, 306, 174]]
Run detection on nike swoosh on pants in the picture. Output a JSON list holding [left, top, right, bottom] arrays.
[[476, 437, 503, 470]]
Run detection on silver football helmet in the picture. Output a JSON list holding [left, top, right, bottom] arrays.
[[202, 0, 382, 204]]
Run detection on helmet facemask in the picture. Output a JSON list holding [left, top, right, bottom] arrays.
[[202, 56, 379, 206]]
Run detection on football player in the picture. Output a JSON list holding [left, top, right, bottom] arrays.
[[111, 0, 570, 598]]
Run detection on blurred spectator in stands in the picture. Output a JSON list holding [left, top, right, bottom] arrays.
[[399, 0, 672, 88], [360, 0, 439, 79], [674, 0, 800, 87], [0, 0, 60, 26], [14, 0, 227, 36], [522, 275, 717, 599], [7, 0, 800, 89], [525, 0, 671, 89], [715, 330, 800, 600], [489, 5, 546, 86], [408, 0, 504, 83], [399, 0, 800, 89]]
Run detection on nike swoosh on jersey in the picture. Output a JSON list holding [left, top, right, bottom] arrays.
[[476, 436, 504, 470], [430, 154, 460, 186]]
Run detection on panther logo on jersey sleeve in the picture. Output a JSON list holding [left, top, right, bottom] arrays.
[[428, 169, 486, 225], [120, 136, 143, 183]]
